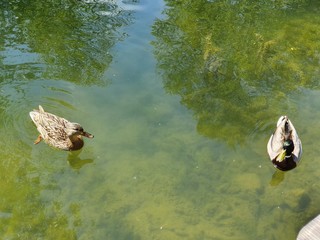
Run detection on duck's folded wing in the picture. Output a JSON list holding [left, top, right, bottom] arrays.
[[267, 134, 282, 160], [292, 142, 302, 163], [287, 119, 302, 162], [267, 120, 285, 160]]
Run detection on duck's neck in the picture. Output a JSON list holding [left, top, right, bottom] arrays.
[[69, 135, 84, 151]]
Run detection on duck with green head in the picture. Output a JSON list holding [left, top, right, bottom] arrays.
[[267, 116, 302, 171]]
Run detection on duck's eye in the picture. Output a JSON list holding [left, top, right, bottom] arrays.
[[75, 127, 84, 132], [283, 140, 294, 148], [284, 141, 291, 147]]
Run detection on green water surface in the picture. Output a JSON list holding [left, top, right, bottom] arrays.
[[1, 0, 320, 239]]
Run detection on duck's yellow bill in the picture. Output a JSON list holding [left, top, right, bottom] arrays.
[[276, 149, 286, 162]]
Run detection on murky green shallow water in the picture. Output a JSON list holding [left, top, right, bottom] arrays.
[[1, 0, 320, 239]]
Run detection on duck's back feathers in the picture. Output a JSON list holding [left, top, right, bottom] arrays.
[[30, 106, 69, 143]]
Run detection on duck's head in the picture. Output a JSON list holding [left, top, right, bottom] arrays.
[[284, 139, 294, 154], [276, 139, 294, 162], [66, 122, 94, 139]]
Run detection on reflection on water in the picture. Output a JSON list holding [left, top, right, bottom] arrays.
[[270, 170, 285, 186], [67, 151, 94, 170], [1, 0, 320, 239], [0, 0, 131, 85], [152, 0, 320, 146]]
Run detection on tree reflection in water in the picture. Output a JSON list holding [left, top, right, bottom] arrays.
[[152, 0, 320, 146]]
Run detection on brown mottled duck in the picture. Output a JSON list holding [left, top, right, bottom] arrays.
[[30, 105, 94, 151]]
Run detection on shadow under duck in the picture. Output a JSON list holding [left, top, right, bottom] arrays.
[[267, 116, 302, 171], [30, 105, 94, 151]]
